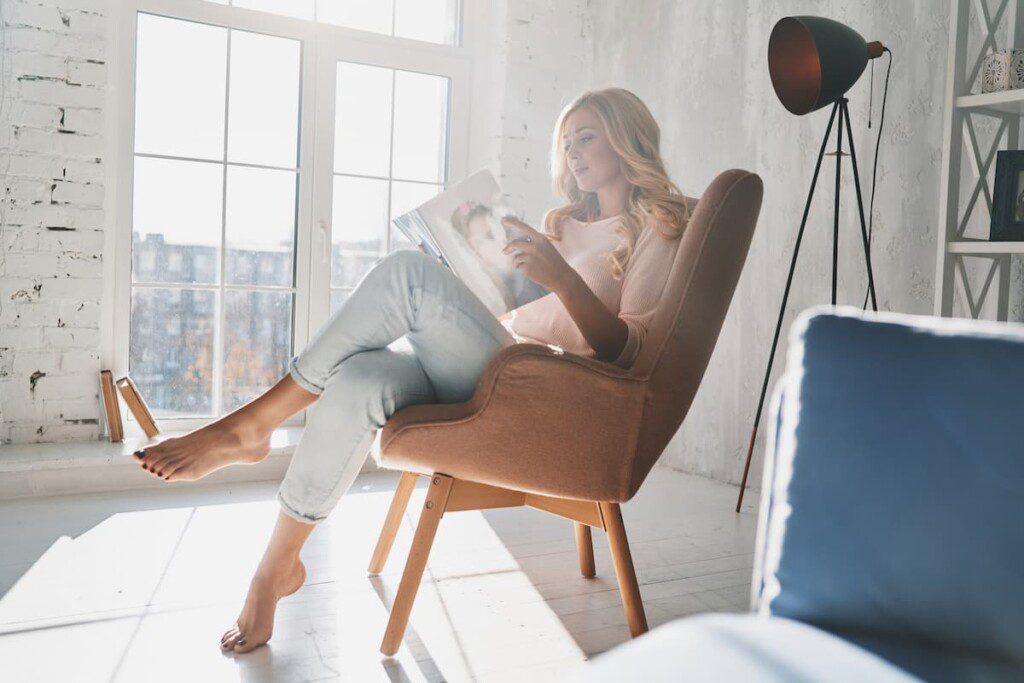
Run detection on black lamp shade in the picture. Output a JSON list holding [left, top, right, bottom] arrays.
[[768, 16, 873, 116]]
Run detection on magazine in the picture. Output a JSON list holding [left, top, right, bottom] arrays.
[[392, 168, 551, 316]]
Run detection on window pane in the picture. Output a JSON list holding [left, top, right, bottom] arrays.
[[332, 253, 381, 288], [227, 30, 301, 168], [335, 62, 392, 177], [234, 0, 314, 19], [333, 175, 387, 252], [390, 180, 440, 220], [225, 165, 296, 287], [391, 70, 447, 182], [390, 226, 416, 251], [317, 0, 393, 35], [134, 14, 226, 160], [130, 287, 216, 418], [133, 157, 222, 284], [394, 0, 458, 45], [222, 290, 293, 413]]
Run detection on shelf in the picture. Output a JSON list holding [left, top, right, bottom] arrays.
[[947, 240, 1024, 254], [956, 89, 1024, 114]]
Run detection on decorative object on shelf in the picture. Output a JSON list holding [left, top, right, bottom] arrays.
[[115, 375, 160, 438], [990, 149, 1024, 240], [981, 48, 1024, 93], [99, 370, 124, 442], [737, 15, 892, 512]]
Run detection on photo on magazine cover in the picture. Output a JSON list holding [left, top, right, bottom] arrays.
[[392, 168, 550, 316]]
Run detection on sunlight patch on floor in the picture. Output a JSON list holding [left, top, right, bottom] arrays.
[[0, 483, 587, 682]]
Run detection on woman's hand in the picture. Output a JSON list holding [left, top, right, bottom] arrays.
[[500, 216, 574, 293]]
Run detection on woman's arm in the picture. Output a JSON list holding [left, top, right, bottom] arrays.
[[553, 270, 629, 363]]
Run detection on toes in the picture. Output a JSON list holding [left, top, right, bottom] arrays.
[[221, 630, 242, 651], [161, 459, 184, 480], [140, 458, 163, 477], [233, 635, 260, 653], [137, 448, 161, 469], [170, 464, 196, 482], [221, 629, 239, 648]]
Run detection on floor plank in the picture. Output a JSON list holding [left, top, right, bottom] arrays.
[[0, 467, 760, 682]]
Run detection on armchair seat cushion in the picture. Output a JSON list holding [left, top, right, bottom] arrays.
[[376, 343, 648, 501]]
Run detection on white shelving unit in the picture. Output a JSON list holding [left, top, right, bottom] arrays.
[[936, 0, 1024, 320]]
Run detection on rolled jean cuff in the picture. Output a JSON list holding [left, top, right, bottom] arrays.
[[277, 489, 323, 525], [287, 354, 324, 395]]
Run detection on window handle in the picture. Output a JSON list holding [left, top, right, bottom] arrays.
[[318, 220, 330, 264]]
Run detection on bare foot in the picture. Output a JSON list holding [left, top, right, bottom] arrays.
[[134, 413, 271, 482], [220, 557, 307, 654]]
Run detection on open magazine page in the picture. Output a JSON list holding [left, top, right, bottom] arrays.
[[392, 211, 447, 266], [390, 168, 550, 317]]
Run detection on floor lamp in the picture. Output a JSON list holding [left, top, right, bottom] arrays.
[[736, 16, 889, 511]]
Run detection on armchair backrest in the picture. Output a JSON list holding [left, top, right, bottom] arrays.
[[624, 169, 763, 497], [753, 307, 1024, 681]]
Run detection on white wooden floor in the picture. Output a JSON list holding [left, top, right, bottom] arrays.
[[0, 467, 760, 682]]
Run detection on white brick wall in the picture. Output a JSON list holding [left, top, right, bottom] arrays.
[[1, 0, 108, 444], [495, 0, 594, 223]]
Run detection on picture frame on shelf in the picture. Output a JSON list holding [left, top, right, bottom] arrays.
[[990, 149, 1024, 240]]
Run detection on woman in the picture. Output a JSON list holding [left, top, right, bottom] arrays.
[[132, 86, 691, 654]]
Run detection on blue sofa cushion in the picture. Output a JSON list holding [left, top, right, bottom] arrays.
[[757, 306, 1024, 676]]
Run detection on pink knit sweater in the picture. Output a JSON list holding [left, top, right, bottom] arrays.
[[502, 213, 681, 369]]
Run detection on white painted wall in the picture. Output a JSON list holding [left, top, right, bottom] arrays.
[[589, 1, 958, 485]]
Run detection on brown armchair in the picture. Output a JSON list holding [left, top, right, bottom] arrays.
[[368, 168, 764, 656]]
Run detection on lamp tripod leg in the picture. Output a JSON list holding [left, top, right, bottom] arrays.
[[832, 102, 844, 305], [735, 101, 841, 513], [841, 99, 879, 311]]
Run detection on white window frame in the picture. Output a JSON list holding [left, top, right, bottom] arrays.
[[105, 0, 490, 434]]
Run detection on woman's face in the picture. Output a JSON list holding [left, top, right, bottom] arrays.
[[562, 106, 621, 192]]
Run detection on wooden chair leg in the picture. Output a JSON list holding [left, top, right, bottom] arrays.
[[574, 522, 596, 578], [599, 502, 648, 637], [380, 473, 453, 656], [368, 472, 419, 574]]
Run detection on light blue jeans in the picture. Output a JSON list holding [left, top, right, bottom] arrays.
[[278, 249, 517, 524]]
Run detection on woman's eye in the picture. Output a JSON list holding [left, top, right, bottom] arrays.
[[565, 136, 592, 151]]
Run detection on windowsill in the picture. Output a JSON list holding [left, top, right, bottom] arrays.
[[0, 426, 305, 473]]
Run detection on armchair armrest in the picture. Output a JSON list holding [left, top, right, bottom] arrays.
[[378, 343, 648, 502]]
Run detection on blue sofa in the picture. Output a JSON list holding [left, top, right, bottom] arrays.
[[580, 306, 1024, 682]]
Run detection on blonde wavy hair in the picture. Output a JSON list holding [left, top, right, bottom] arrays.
[[542, 87, 691, 280]]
